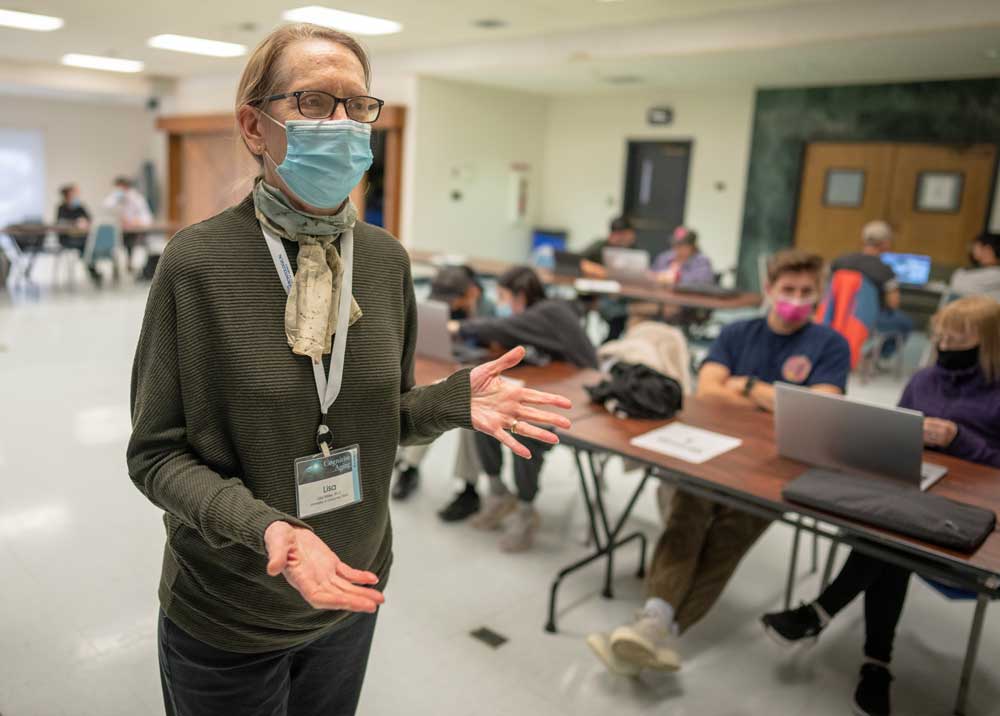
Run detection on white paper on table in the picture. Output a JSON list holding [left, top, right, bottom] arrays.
[[630, 422, 742, 464], [573, 278, 622, 294]]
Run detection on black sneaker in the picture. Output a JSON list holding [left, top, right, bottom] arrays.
[[761, 602, 824, 647], [853, 663, 892, 716], [438, 487, 480, 522], [391, 467, 419, 500]]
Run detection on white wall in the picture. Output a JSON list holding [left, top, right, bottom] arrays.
[[405, 77, 548, 261], [0, 95, 160, 221], [538, 86, 755, 271]]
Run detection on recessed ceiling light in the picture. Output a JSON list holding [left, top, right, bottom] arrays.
[[61, 53, 144, 73], [148, 34, 246, 57], [0, 8, 63, 31], [472, 18, 507, 29], [282, 6, 402, 35]]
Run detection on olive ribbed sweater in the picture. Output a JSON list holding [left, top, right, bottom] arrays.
[[127, 194, 472, 653]]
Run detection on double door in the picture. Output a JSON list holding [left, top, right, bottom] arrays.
[[795, 142, 996, 268]]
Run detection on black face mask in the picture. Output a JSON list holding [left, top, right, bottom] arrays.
[[450, 308, 468, 321], [936, 345, 980, 372]]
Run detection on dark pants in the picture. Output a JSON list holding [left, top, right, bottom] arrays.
[[123, 231, 144, 269], [474, 432, 551, 502], [58, 235, 101, 284], [875, 309, 914, 358], [158, 610, 378, 716], [816, 550, 910, 663]]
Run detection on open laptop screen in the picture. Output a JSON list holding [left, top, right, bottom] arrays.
[[880, 252, 931, 285]]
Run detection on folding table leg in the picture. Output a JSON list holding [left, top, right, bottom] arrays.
[[784, 519, 803, 609], [820, 538, 839, 591], [953, 594, 989, 716]]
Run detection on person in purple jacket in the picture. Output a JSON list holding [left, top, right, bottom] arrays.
[[760, 294, 1000, 716], [651, 226, 715, 286]]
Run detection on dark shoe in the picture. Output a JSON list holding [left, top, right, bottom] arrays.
[[761, 602, 824, 647], [438, 488, 480, 522], [391, 467, 419, 500], [853, 663, 892, 716]]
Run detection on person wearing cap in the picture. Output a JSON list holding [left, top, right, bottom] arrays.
[[831, 220, 913, 358], [391, 266, 495, 505], [651, 226, 714, 286]]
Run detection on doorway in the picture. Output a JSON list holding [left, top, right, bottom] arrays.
[[794, 141, 997, 268], [623, 140, 691, 256]]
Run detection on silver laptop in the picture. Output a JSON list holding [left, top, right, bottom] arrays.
[[602, 247, 651, 282], [416, 300, 488, 364], [774, 383, 948, 491]]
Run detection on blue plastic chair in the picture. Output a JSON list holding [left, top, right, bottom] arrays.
[[82, 222, 123, 282]]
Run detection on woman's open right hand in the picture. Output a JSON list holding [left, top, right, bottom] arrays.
[[265, 521, 384, 613]]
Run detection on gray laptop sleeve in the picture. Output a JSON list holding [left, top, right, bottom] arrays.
[[783, 469, 997, 553]]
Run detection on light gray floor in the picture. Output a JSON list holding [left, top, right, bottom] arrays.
[[1, 277, 998, 716]]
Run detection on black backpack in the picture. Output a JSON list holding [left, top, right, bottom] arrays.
[[586, 362, 684, 420]]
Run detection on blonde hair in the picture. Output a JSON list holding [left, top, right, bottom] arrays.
[[932, 295, 1000, 383], [234, 23, 371, 164]]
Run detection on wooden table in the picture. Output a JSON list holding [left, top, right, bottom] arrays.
[[551, 380, 999, 715], [407, 248, 762, 312], [2, 223, 178, 239]]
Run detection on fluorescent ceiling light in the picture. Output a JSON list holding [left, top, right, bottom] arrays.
[[61, 53, 144, 73], [148, 34, 246, 57], [0, 8, 64, 31], [282, 6, 402, 35]]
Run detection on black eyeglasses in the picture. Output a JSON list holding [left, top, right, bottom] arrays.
[[259, 90, 384, 123]]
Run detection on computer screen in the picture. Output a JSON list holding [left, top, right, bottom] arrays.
[[881, 252, 932, 285], [531, 228, 567, 252]]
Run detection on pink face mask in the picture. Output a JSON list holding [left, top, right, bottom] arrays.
[[775, 299, 814, 324]]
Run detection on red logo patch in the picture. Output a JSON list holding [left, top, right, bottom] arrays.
[[782, 355, 813, 384]]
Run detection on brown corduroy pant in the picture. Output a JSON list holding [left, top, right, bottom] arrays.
[[646, 489, 772, 633]]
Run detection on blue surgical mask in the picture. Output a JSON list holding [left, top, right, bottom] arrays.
[[263, 114, 373, 210], [496, 303, 514, 318]]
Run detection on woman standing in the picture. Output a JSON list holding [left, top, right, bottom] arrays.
[[128, 23, 571, 716]]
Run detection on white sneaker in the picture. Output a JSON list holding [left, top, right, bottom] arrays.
[[499, 506, 540, 553], [469, 493, 518, 531], [610, 609, 681, 672], [586, 632, 641, 677]]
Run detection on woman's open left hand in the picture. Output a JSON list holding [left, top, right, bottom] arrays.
[[469, 346, 573, 459]]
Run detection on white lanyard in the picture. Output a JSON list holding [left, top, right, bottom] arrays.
[[262, 224, 354, 420]]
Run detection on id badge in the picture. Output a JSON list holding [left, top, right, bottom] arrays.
[[294, 445, 362, 519]]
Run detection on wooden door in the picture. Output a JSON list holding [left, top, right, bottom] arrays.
[[887, 143, 996, 265], [794, 142, 896, 262], [177, 132, 258, 227], [795, 141, 997, 268]]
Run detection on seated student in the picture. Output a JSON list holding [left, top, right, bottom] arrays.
[[951, 232, 1000, 300], [761, 295, 1000, 716], [455, 266, 598, 552], [831, 220, 913, 358], [587, 249, 850, 675], [579, 215, 637, 278], [651, 226, 714, 286], [578, 216, 638, 342], [392, 265, 495, 502], [55, 183, 100, 286]]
